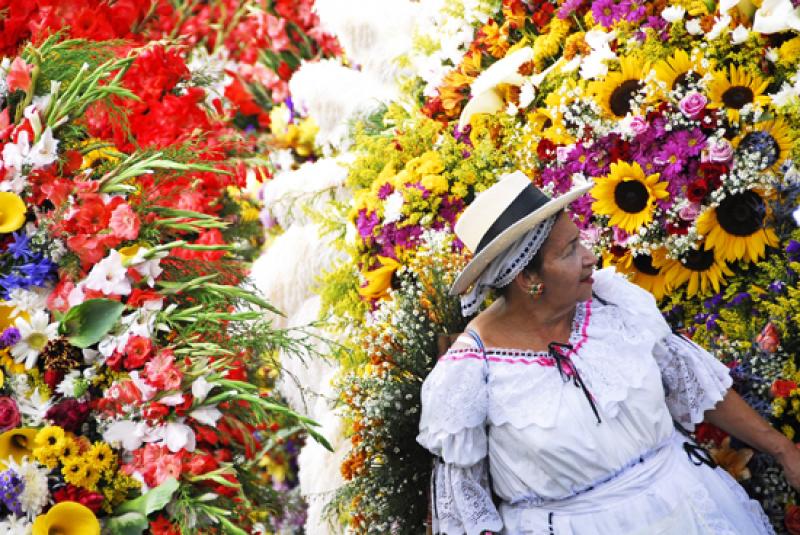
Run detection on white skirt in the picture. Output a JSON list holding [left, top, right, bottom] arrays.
[[499, 435, 774, 535]]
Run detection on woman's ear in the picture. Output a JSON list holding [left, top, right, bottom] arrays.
[[512, 270, 538, 293]]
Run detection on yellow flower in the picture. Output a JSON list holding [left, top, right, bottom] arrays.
[[603, 248, 669, 300], [35, 426, 66, 456], [80, 139, 120, 170], [778, 37, 800, 69], [32, 501, 100, 535], [0, 302, 17, 333], [733, 118, 792, 174], [655, 245, 734, 297], [707, 64, 770, 123], [87, 441, 116, 473], [696, 190, 778, 263], [589, 55, 650, 119], [653, 49, 706, 94], [358, 256, 402, 301], [59, 437, 80, 464], [0, 192, 27, 234], [421, 174, 448, 196], [0, 427, 38, 469], [591, 161, 669, 233]]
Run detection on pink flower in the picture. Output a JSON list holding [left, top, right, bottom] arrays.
[[679, 92, 707, 118], [0, 397, 21, 431], [629, 116, 649, 135], [7, 57, 33, 93], [124, 443, 184, 487], [702, 138, 734, 164], [109, 203, 141, 240], [678, 203, 701, 221], [145, 350, 183, 390]]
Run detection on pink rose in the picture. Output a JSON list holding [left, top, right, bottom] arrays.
[[678, 203, 701, 221], [109, 203, 141, 240], [629, 116, 649, 135], [0, 397, 21, 432], [679, 92, 707, 118], [702, 138, 734, 163]]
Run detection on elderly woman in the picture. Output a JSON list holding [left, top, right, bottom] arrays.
[[417, 171, 800, 534]]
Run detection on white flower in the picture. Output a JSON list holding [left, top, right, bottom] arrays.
[[129, 371, 157, 401], [159, 393, 186, 406], [753, 0, 800, 33], [85, 249, 131, 295], [719, 0, 743, 11], [56, 370, 81, 397], [190, 405, 223, 426], [771, 81, 800, 106], [457, 89, 504, 130], [766, 47, 779, 62], [707, 13, 732, 40], [383, 191, 405, 223], [4, 288, 48, 319], [15, 387, 51, 425], [123, 248, 166, 287], [793, 205, 800, 226], [730, 25, 749, 44], [685, 18, 704, 35], [191, 376, 217, 403], [519, 81, 536, 108], [470, 46, 533, 96], [580, 29, 617, 80], [11, 311, 58, 369], [28, 128, 58, 169], [0, 515, 32, 535], [103, 420, 150, 451], [8, 458, 50, 519], [661, 5, 685, 22], [2, 130, 31, 170], [163, 422, 196, 453]]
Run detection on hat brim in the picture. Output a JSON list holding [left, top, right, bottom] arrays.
[[449, 182, 593, 296]]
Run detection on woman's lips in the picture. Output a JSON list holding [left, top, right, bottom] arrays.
[[580, 275, 594, 284]]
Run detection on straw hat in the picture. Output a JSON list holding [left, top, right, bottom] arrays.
[[450, 171, 592, 295]]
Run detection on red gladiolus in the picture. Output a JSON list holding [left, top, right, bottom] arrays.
[[6, 57, 33, 93]]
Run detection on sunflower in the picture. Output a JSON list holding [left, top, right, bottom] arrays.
[[591, 161, 670, 233], [707, 64, 770, 123], [653, 49, 706, 93], [734, 118, 792, 173], [603, 248, 670, 299], [589, 55, 650, 119], [696, 190, 778, 263], [656, 245, 734, 297]]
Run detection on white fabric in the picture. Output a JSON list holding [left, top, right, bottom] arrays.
[[418, 267, 772, 534], [432, 459, 504, 535], [460, 215, 557, 317]]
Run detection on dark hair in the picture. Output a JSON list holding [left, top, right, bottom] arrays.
[[497, 248, 544, 298]]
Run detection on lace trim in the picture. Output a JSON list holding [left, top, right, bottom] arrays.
[[432, 460, 503, 535]]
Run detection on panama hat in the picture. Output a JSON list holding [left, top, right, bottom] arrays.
[[450, 171, 592, 296]]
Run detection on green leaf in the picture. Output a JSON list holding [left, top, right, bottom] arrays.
[[59, 298, 125, 348], [115, 477, 180, 516], [105, 512, 148, 535]]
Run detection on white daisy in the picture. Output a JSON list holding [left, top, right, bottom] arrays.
[[11, 311, 58, 369], [0, 515, 32, 535]]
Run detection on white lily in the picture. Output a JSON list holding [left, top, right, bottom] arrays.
[[753, 0, 800, 33]]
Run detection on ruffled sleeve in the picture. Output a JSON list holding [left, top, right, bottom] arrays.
[[418, 354, 502, 534], [652, 332, 733, 431]]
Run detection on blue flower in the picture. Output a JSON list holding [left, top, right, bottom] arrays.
[[6, 232, 33, 261]]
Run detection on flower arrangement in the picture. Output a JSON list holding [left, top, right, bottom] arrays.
[[0, 28, 330, 535]]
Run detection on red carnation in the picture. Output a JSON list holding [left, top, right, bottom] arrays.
[[686, 178, 709, 203], [53, 484, 105, 513]]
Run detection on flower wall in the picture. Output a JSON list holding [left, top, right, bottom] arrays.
[[0, 1, 341, 534]]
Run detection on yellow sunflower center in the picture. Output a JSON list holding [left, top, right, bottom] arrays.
[[722, 86, 753, 109], [680, 248, 715, 272], [716, 191, 765, 237], [614, 180, 649, 213], [632, 254, 660, 275], [610, 80, 642, 117]]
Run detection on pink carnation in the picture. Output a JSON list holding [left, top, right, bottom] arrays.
[[109, 203, 141, 240], [124, 444, 184, 487], [145, 350, 183, 390]]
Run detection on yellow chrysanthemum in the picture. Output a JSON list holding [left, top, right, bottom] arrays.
[[34, 426, 67, 456], [603, 248, 670, 299], [0, 192, 27, 234], [653, 49, 706, 93], [707, 64, 770, 123], [87, 441, 116, 473], [591, 161, 670, 233], [734, 118, 792, 173], [589, 55, 650, 119], [62, 457, 87, 487], [696, 190, 778, 263], [655, 245, 734, 297], [59, 437, 80, 463], [32, 501, 100, 535]]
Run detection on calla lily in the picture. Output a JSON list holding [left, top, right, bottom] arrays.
[[753, 0, 800, 33], [0, 192, 27, 233], [32, 501, 100, 535], [457, 89, 505, 130], [358, 255, 402, 301], [0, 427, 38, 469]]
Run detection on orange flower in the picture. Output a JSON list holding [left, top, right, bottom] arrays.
[[710, 436, 753, 481], [478, 19, 510, 58]]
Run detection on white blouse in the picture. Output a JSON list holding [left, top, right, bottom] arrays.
[[417, 268, 772, 535]]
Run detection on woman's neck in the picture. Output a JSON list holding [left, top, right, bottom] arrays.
[[492, 292, 576, 342]]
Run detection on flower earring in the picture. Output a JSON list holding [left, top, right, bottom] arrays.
[[528, 282, 544, 298]]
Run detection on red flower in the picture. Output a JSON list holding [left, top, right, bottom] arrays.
[[43, 369, 64, 392], [47, 278, 76, 313], [787, 504, 800, 535], [536, 139, 557, 161], [756, 322, 780, 354], [124, 336, 154, 370], [697, 162, 727, 190], [122, 46, 189, 102], [150, 515, 181, 535], [0, 397, 21, 432], [127, 288, 163, 308], [53, 484, 105, 514], [771, 379, 797, 399], [686, 178, 709, 203], [7, 57, 33, 93], [109, 203, 141, 241], [694, 422, 728, 447], [46, 399, 91, 434], [143, 402, 171, 422]]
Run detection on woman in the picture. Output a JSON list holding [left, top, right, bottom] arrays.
[[417, 171, 800, 534]]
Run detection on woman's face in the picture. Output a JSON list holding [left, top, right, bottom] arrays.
[[536, 212, 597, 304]]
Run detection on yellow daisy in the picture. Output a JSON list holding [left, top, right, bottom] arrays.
[[656, 245, 734, 297], [591, 161, 670, 233], [653, 49, 706, 93], [87, 441, 116, 473], [603, 248, 670, 299], [34, 426, 66, 456], [734, 118, 792, 173], [696, 190, 778, 263], [707, 64, 770, 123], [589, 55, 650, 118]]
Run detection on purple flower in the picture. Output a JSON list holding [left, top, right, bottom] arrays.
[[454, 124, 473, 147], [786, 239, 800, 260], [591, 0, 627, 27], [356, 209, 379, 240], [726, 292, 751, 307], [557, 0, 585, 18], [705, 313, 719, 330], [377, 182, 394, 200], [769, 281, 786, 293], [625, 0, 647, 23], [703, 293, 723, 310], [656, 137, 688, 179], [679, 92, 707, 118], [0, 328, 21, 349], [438, 196, 464, 227], [0, 469, 23, 516]]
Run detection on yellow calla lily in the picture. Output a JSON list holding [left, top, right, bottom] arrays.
[[358, 256, 401, 301], [32, 501, 100, 535], [0, 427, 38, 469], [0, 192, 27, 233], [0, 303, 17, 332]]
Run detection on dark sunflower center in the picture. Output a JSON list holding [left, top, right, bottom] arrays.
[[721, 86, 754, 109], [610, 79, 642, 117], [739, 131, 780, 170], [716, 190, 765, 237], [632, 254, 660, 275], [672, 71, 701, 91], [614, 180, 649, 213], [681, 248, 715, 272]]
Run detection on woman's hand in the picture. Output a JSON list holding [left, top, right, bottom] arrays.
[[777, 442, 800, 491]]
